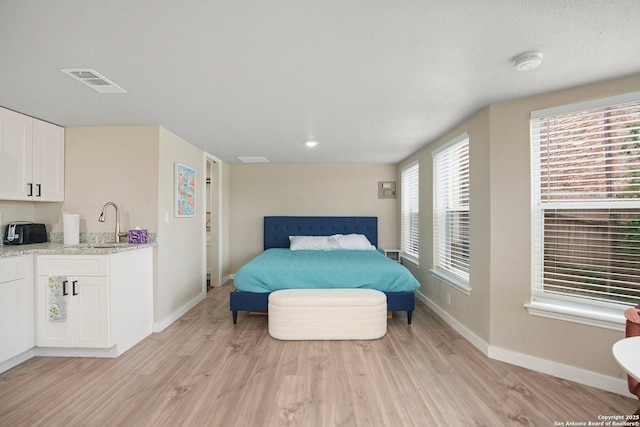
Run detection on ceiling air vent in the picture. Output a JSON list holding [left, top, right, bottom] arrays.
[[237, 156, 269, 163], [60, 68, 127, 94]]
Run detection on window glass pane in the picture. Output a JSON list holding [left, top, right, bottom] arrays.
[[532, 98, 640, 308], [434, 135, 470, 282], [401, 162, 419, 260], [542, 208, 640, 305]]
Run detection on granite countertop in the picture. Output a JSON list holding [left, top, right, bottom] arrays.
[[0, 242, 156, 258]]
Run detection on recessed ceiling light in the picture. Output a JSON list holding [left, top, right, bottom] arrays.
[[513, 52, 543, 71], [60, 68, 127, 93], [305, 140, 319, 148]]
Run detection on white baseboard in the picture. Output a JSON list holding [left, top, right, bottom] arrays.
[[0, 348, 34, 374], [488, 346, 631, 397], [415, 290, 631, 397], [222, 274, 233, 285], [415, 290, 489, 354], [152, 291, 206, 333], [34, 346, 119, 358]]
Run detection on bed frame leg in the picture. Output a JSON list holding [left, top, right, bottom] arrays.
[[232, 311, 238, 324], [407, 311, 412, 325]]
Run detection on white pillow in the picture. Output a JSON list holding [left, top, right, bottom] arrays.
[[337, 234, 376, 250], [289, 235, 341, 251]]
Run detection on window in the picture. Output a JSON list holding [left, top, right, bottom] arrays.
[[529, 93, 640, 329], [432, 133, 470, 293], [401, 162, 419, 264]]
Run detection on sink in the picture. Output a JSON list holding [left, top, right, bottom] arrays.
[[88, 243, 129, 248], [63, 243, 130, 250]]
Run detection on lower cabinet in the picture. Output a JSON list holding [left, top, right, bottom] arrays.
[[0, 256, 34, 363], [36, 248, 152, 356], [36, 275, 109, 348]]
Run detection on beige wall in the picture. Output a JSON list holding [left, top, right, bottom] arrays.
[[156, 127, 206, 323], [401, 73, 640, 390], [400, 107, 492, 344], [488, 74, 640, 379], [220, 162, 232, 281], [0, 200, 35, 228], [41, 126, 160, 234], [33, 125, 221, 328], [2, 126, 160, 235], [229, 163, 399, 271]]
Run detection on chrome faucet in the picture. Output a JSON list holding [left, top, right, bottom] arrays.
[[98, 201, 127, 243]]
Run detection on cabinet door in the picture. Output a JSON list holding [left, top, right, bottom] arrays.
[[0, 257, 34, 362], [36, 276, 110, 348], [0, 281, 21, 361], [32, 119, 64, 201], [36, 276, 73, 347], [0, 107, 32, 200], [73, 277, 110, 348]]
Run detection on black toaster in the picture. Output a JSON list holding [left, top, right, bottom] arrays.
[[3, 222, 48, 245]]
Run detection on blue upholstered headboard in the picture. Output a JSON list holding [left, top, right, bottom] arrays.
[[264, 216, 378, 250]]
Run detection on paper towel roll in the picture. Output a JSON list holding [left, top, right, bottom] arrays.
[[63, 213, 80, 245]]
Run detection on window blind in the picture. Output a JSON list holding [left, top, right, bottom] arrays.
[[531, 98, 640, 308], [433, 135, 470, 282], [401, 162, 419, 262]]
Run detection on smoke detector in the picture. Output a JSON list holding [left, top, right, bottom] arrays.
[[60, 68, 127, 93], [513, 52, 543, 71]]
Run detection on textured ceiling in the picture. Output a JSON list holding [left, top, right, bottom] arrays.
[[1, 0, 640, 164]]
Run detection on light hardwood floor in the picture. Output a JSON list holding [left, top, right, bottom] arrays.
[[0, 283, 637, 426]]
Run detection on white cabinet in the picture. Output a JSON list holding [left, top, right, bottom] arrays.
[[0, 107, 64, 201], [32, 119, 65, 201], [0, 108, 31, 200], [0, 256, 34, 363], [36, 248, 153, 356], [36, 256, 110, 348]]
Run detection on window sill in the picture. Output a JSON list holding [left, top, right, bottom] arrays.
[[400, 254, 419, 268], [430, 268, 471, 295], [524, 300, 625, 332]]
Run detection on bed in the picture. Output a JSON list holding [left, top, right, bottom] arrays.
[[230, 216, 419, 324]]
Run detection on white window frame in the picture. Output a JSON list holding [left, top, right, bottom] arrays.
[[401, 161, 419, 266], [526, 91, 640, 331], [431, 133, 471, 294]]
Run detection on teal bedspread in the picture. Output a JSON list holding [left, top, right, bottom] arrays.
[[234, 248, 420, 293]]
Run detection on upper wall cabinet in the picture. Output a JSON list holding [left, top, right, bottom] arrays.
[[0, 107, 64, 202]]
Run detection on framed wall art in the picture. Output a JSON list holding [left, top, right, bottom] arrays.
[[175, 162, 196, 217]]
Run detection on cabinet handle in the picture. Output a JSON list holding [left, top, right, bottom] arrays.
[[27, 183, 33, 197], [36, 184, 41, 197], [62, 280, 68, 296], [72, 280, 78, 296]]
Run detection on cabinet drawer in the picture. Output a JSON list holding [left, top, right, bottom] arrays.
[[37, 255, 108, 276], [0, 257, 28, 283]]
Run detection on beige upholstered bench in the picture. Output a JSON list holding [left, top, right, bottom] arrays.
[[268, 288, 387, 340]]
